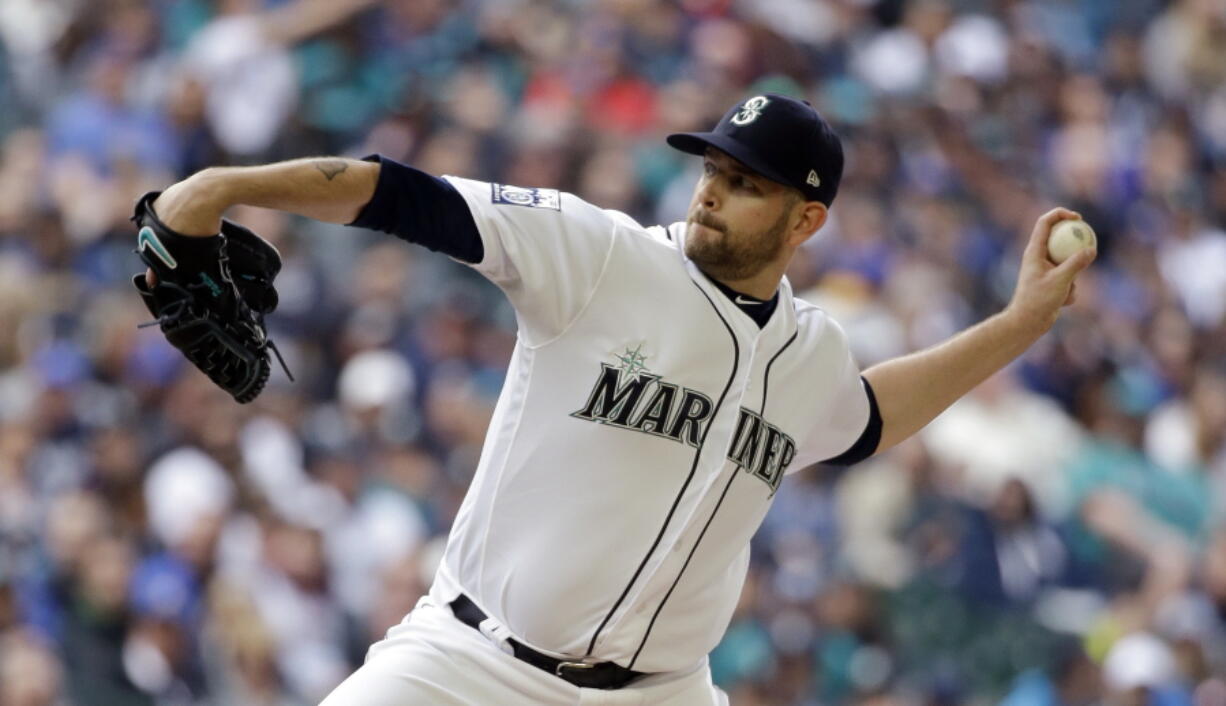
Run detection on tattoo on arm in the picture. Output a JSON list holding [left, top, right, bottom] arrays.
[[315, 159, 349, 181]]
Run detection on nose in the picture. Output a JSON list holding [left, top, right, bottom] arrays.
[[697, 178, 720, 212]]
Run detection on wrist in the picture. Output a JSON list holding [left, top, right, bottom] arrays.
[[153, 170, 231, 236], [1000, 304, 1051, 341], [191, 168, 235, 216]]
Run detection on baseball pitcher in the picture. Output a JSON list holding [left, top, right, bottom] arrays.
[[133, 94, 1094, 705]]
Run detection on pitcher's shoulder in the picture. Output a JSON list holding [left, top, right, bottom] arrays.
[[792, 298, 851, 348], [625, 220, 685, 252], [612, 216, 685, 255]]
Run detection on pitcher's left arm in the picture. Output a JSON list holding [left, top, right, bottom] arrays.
[[863, 208, 1096, 454]]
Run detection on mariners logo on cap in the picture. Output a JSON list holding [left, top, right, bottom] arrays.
[[731, 95, 770, 126]]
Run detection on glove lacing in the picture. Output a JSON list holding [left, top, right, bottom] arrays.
[[134, 266, 295, 383]]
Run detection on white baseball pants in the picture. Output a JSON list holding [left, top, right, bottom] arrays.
[[318, 596, 729, 706]]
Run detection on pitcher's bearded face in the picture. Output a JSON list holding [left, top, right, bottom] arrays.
[[684, 150, 797, 281], [685, 205, 791, 281]]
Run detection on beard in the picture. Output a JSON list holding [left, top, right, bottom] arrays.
[[684, 206, 791, 281]]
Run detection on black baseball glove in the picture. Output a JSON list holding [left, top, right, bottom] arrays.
[[131, 191, 292, 403]]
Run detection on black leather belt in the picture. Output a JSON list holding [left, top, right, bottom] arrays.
[[449, 594, 644, 690]]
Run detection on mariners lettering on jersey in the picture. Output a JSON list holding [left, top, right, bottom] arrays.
[[569, 344, 714, 448], [725, 406, 795, 495], [491, 183, 562, 210], [570, 346, 796, 493]]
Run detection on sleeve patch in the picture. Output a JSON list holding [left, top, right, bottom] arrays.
[[491, 184, 562, 211]]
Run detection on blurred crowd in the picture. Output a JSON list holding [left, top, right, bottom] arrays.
[[1, 0, 1225, 704]]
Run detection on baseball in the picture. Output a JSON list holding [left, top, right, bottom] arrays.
[[1047, 219, 1096, 264]]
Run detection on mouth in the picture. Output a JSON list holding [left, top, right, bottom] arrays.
[[689, 213, 726, 234]]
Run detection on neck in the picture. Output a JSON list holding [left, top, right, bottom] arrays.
[[709, 264, 785, 300]]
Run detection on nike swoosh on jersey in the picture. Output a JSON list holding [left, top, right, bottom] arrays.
[[734, 296, 762, 305]]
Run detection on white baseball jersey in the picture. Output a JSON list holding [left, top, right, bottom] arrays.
[[427, 178, 872, 674]]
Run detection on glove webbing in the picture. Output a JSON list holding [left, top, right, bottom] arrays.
[[133, 253, 295, 384]]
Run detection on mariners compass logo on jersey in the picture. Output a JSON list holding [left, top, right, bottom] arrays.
[[571, 343, 797, 493]]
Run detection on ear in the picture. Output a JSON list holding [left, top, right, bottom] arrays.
[[788, 201, 828, 247]]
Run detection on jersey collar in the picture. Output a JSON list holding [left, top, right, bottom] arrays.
[[672, 222, 796, 342], [700, 273, 779, 329]]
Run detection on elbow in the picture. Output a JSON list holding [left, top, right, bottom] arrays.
[[333, 160, 381, 225]]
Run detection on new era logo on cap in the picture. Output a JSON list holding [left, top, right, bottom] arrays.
[[806, 170, 821, 187]]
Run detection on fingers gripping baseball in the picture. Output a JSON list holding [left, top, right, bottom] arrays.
[[1022, 207, 1077, 265], [1009, 208, 1096, 332]]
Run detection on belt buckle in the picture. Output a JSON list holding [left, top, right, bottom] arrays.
[[555, 660, 597, 677]]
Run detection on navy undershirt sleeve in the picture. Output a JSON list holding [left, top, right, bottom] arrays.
[[345, 154, 484, 264], [821, 376, 883, 466]]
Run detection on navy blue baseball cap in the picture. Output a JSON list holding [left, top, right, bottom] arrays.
[[667, 93, 844, 206]]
